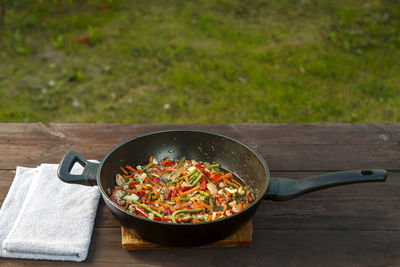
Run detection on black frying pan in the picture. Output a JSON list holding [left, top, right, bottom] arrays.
[[57, 129, 387, 246]]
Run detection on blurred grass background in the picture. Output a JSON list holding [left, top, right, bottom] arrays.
[[0, 0, 399, 123]]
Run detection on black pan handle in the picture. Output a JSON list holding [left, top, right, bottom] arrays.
[[57, 151, 99, 186], [264, 169, 387, 201]]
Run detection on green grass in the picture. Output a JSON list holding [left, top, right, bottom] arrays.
[[0, 0, 399, 123]]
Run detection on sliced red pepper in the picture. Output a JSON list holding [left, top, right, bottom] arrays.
[[134, 205, 148, 218], [200, 179, 207, 190], [196, 164, 211, 179], [152, 176, 159, 184], [110, 195, 121, 206], [164, 189, 171, 200], [109, 187, 121, 195], [164, 161, 177, 167], [196, 164, 205, 172], [215, 194, 225, 203], [211, 174, 222, 183], [181, 186, 192, 192], [171, 190, 177, 197], [154, 217, 170, 222], [131, 190, 145, 197]]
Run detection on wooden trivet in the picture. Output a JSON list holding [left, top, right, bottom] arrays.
[[121, 220, 252, 250]]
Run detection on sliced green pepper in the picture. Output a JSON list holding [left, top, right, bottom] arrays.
[[207, 163, 220, 168], [132, 200, 163, 218], [198, 190, 215, 198], [177, 157, 186, 168], [209, 197, 214, 213], [191, 173, 203, 186], [142, 162, 153, 171]]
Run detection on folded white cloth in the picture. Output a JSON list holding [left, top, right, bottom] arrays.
[[0, 162, 101, 262]]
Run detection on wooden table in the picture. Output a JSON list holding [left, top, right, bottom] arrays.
[[0, 123, 399, 266]]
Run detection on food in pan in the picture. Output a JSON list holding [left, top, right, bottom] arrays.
[[108, 156, 254, 223]]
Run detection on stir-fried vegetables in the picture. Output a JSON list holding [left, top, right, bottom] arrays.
[[108, 156, 254, 223]]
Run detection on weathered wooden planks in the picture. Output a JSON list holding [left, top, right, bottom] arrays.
[[0, 123, 399, 170], [0, 123, 399, 266], [1, 228, 398, 266]]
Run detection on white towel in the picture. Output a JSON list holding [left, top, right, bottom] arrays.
[[0, 162, 101, 262]]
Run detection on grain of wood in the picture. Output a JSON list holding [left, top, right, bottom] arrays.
[[1, 123, 400, 170], [121, 220, 252, 250], [2, 228, 398, 266], [0, 124, 399, 266]]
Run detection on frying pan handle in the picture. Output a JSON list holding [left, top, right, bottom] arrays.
[[264, 169, 387, 201], [57, 151, 99, 186]]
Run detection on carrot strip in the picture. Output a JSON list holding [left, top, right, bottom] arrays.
[[207, 214, 212, 222], [156, 200, 176, 212], [153, 187, 159, 197], [223, 177, 232, 185], [238, 203, 243, 211], [213, 172, 233, 184], [176, 197, 181, 206], [183, 175, 189, 183], [149, 156, 153, 163], [224, 172, 233, 179], [164, 168, 187, 175], [148, 203, 161, 211], [197, 201, 211, 210], [193, 202, 202, 209], [222, 205, 228, 214], [174, 180, 183, 190], [125, 165, 137, 173], [160, 158, 171, 166], [139, 184, 151, 190], [182, 186, 200, 196], [231, 180, 241, 188], [120, 166, 128, 175], [212, 176, 224, 184]]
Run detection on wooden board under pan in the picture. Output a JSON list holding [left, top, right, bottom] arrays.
[[122, 220, 252, 250]]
